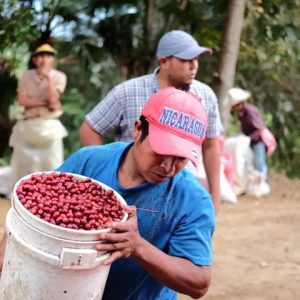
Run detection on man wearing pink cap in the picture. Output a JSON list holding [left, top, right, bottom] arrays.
[[1, 88, 214, 298], [79, 30, 223, 213], [55, 88, 215, 298]]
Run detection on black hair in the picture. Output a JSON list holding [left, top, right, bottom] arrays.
[[139, 115, 149, 142], [33, 51, 55, 57], [28, 55, 35, 69], [28, 52, 55, 69]]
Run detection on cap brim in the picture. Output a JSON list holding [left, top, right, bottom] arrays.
[[33, 51, 56, 56], [148, 123, 201, 167], [175, 46, 212, 60]]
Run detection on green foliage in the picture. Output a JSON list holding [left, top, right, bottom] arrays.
[[75, 0, 227, 78], [60, 87, 89, 156], [56, 45, 121, 157], [0, 1, 36, 71], [235, 0, 300, 177], [0, 157, 10, 167], [0, 1, 37, 49]]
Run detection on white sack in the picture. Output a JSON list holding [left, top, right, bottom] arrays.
[[186, 156, 237, 203], [0, 166, 12, 197], [223, 134, 251, 196], [9, 118, 68, 188]]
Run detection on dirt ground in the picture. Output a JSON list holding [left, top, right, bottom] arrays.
[[1, 172, 300, 300]]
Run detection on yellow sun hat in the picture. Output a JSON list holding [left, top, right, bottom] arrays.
[[33, 44, 57, 56]]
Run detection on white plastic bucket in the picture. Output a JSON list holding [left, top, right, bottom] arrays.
[[0, 172, 128, 300]]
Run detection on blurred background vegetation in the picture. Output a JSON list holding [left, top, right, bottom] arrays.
[[0, 0, 299, 177]]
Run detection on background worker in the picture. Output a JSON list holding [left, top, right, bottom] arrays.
[[79, 30, 223, 212], [229, 87, 269, 180], [9, 43, 67, 191]]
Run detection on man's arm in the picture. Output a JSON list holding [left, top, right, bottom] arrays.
[[96, 206, 211, 298], [202, 137, 221, 214], [132, 238, 211, 298], [79, 120, 104, 146]]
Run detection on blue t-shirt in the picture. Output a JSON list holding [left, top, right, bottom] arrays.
[[56, 142, 215, 300]]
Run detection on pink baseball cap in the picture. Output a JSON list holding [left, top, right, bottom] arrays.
[[141, 87, 208, 166]]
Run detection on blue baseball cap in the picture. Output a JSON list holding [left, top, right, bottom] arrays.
[[156, 30, 212, 60]]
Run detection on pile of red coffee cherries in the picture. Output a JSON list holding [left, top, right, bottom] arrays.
[[16, 172, 125, 230]]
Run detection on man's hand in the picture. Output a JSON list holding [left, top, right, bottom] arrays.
[[95, 206, 140, 265]]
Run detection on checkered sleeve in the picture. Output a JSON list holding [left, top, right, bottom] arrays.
[[85, 85, 125, 135], [205, 90, 223, 138], [191, 81, 223, 138]]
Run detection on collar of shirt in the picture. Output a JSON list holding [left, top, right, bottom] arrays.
[[33, 69, 54, 84]]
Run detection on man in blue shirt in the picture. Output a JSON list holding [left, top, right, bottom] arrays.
[[0, 88, 215, 299], [67, 87, 215, 299]]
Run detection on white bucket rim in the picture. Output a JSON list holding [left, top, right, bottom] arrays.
[[13, 171, 128, 240]]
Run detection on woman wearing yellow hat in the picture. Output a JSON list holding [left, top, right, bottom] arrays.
[[18, 43, 65, 117], [9, 44, 68, 189]]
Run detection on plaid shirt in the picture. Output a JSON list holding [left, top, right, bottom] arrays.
[[86, 69, 223, 141]]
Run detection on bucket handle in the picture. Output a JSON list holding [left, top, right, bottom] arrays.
[[59, 248, 109, 269]]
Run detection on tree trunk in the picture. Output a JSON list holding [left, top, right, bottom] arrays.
[[214, 0, 247, 131], [145, 0, 158, 46]]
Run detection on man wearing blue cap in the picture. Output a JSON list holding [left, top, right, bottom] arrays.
[[79, 30, 223, 212]]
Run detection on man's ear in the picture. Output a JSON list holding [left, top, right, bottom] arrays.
[[159, 57, 169, 69], [133, 120, 142, 140]]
